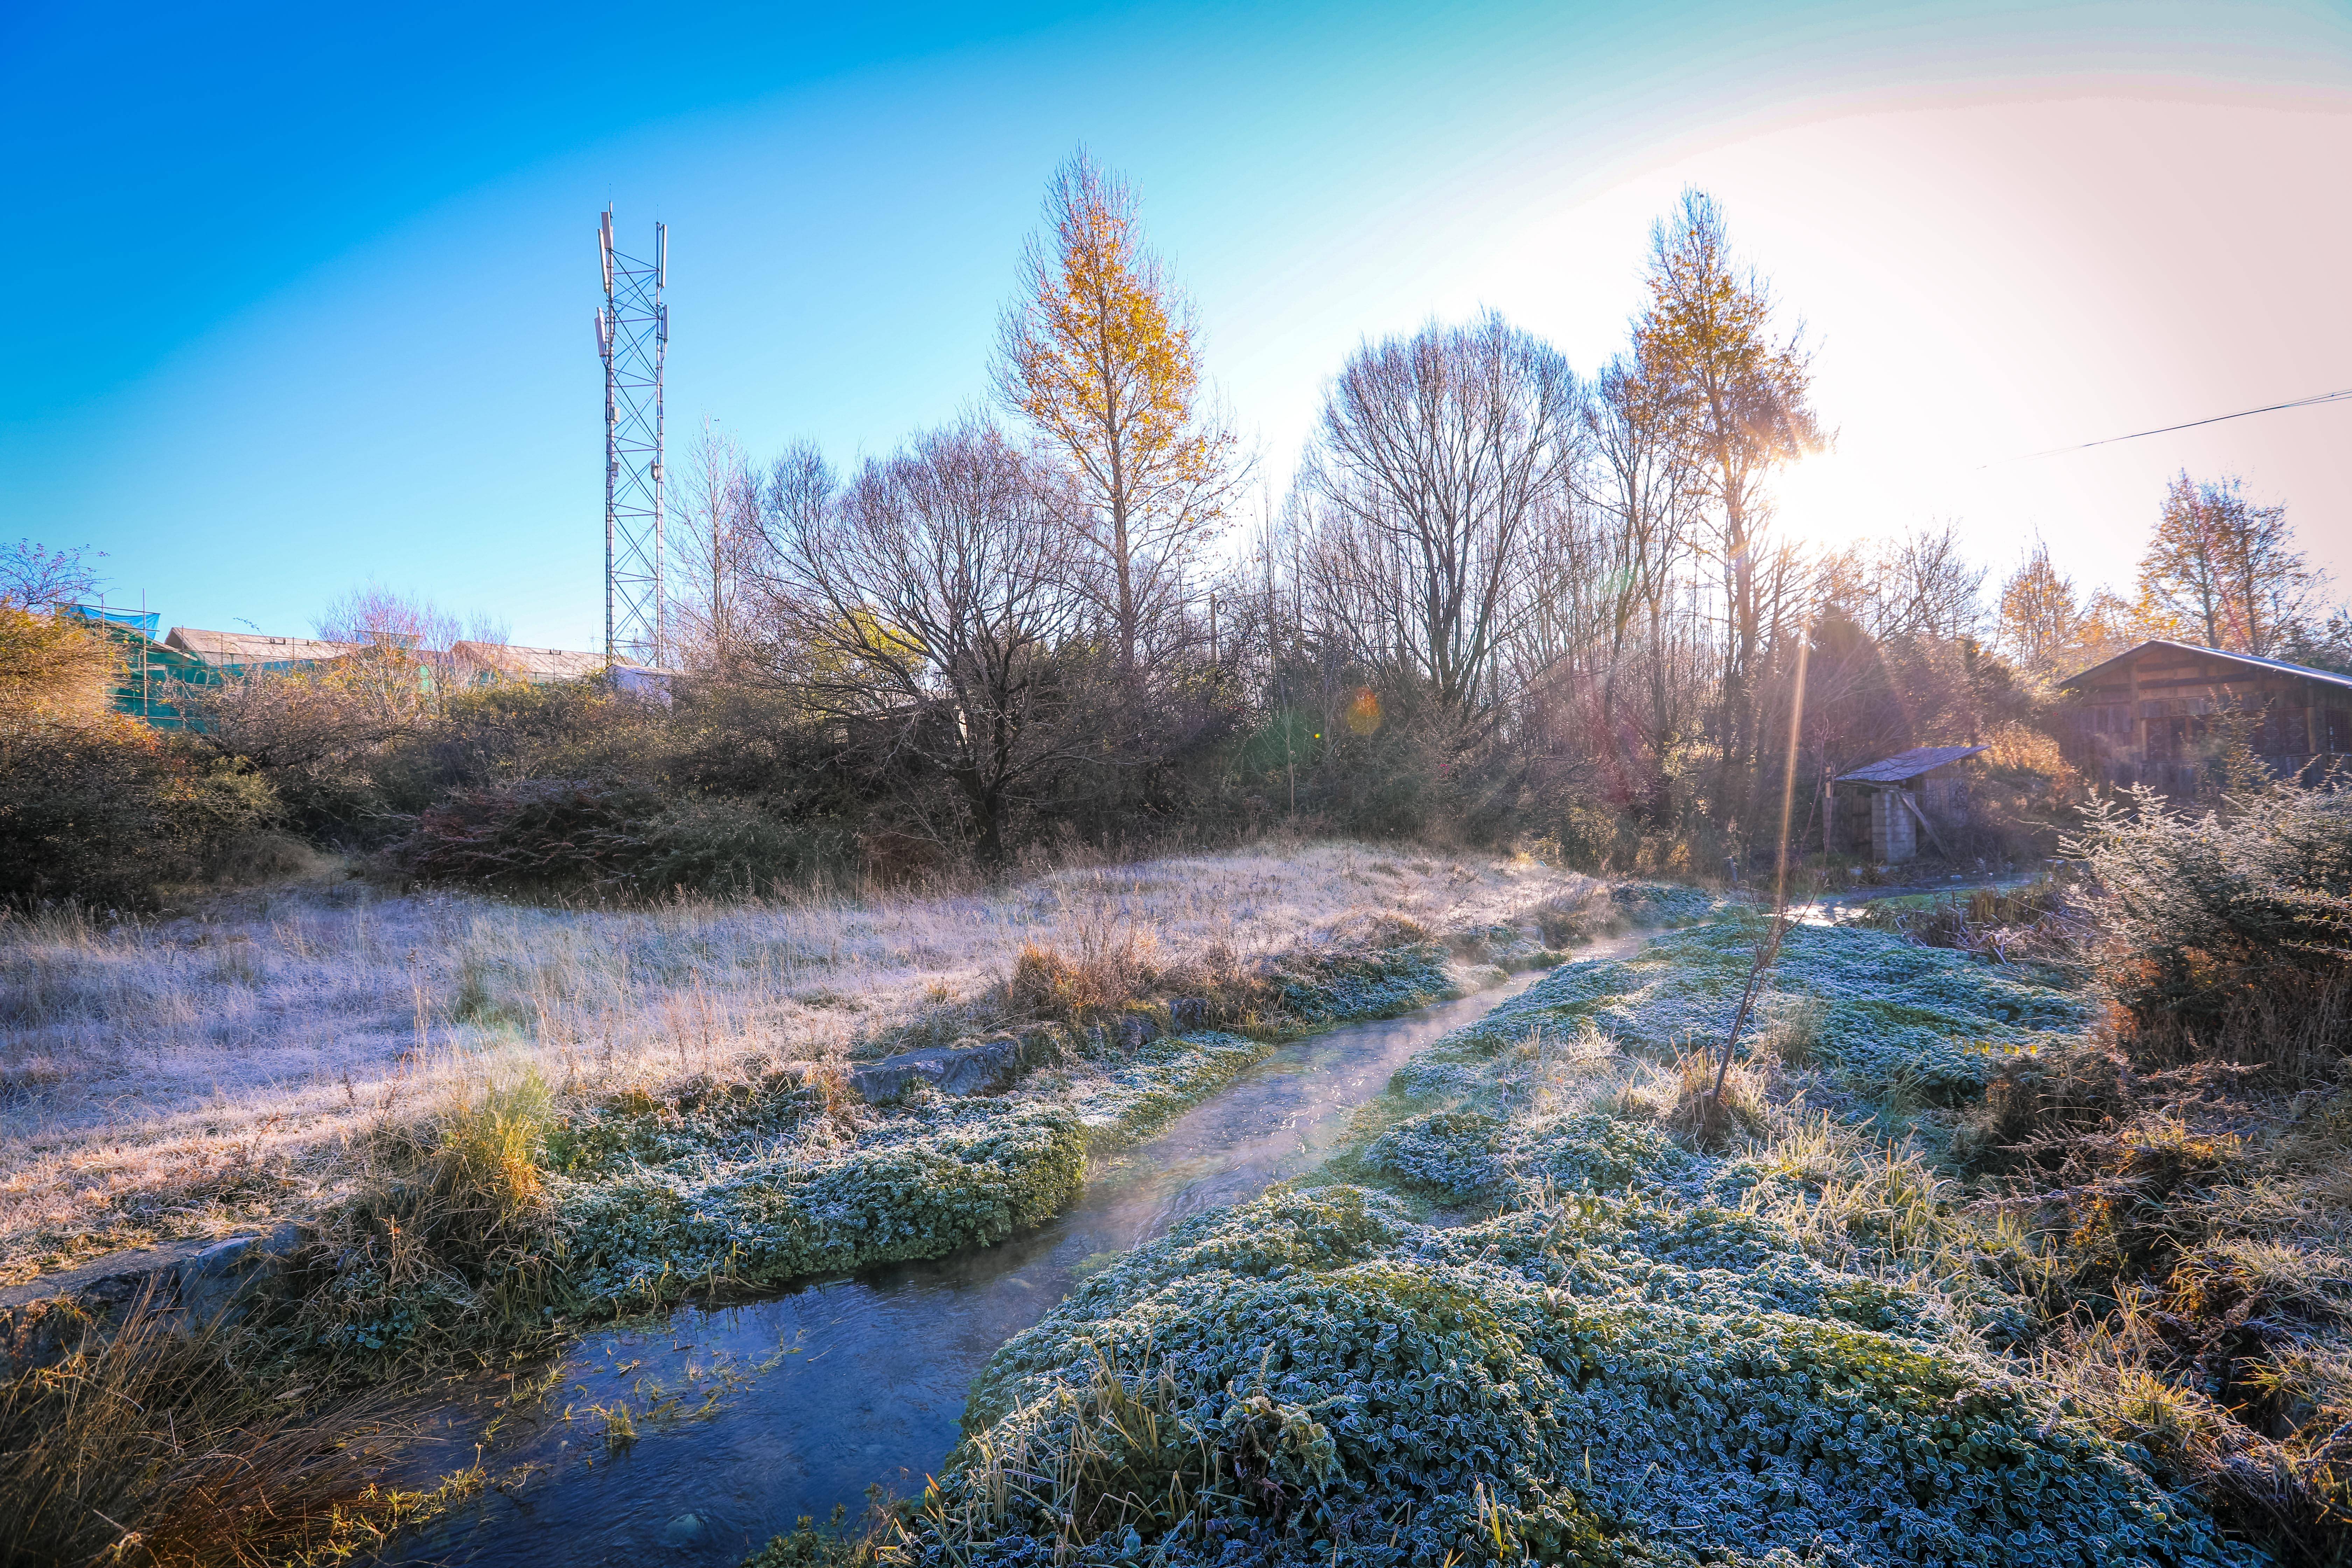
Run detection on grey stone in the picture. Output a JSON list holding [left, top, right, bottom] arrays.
[[1167, 997, 1210, 1032], [0, 1223, 310, 1375], [174, 1225, 302, 1327], [176, 1237, 263, 1326], [662, 1513, 704, 1547], [850, 1035, 1026, 1102]]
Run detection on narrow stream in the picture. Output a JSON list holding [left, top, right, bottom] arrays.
[[1796, 869, 2042, 924], [385, 943, 1642, 1568]]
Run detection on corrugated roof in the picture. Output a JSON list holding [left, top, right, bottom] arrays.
[[454, 641, 607, 681], [2061, 639, 2352, 697], [166, 627, 359, 666], [1836, 744, 1988, 784]]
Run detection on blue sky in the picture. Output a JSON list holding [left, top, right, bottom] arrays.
[[5, 1, 2349, 649]]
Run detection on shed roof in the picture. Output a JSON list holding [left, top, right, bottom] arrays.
[[454, 641, 607, 681], [166, 627, 358, 666], [2060, 639, 2352, 698], [1835, 744, 1988, 784]]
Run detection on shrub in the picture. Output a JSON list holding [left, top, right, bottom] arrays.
[[0, 605, 117, 727], [2068, 779, 2352, 1069], [637, 797, 850, 895], [388, 778, 839, 898], [389, 778, 655, 891], [0, 727, 280, 911]]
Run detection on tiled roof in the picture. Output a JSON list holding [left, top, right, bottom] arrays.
[[2061, 639, 2352, 697], [453, 642, 607, 680], [1835, 744, 1989, 784], [165, 627, 358, 666]]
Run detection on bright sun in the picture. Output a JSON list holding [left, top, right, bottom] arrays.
[[1771, 453, 1903, 552]]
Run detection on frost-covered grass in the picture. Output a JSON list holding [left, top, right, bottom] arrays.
[[910, 908, 2246, 1567], [0, 843, 1591, 1285], [550, 943, 1480, 1313], [1398, 914, 2087, 1105]]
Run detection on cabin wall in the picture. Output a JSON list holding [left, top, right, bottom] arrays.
[[2065, 648, 2352, 793]]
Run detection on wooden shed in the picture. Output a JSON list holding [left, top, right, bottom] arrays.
[[2059, 640, 2352, 793], [1829, 744, 1988, 864]]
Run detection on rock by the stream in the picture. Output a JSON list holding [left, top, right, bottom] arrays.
[[851, 1036, 1030, 1101], [175, 1221, 305, 1327], [0, 1220, 307, 1374]]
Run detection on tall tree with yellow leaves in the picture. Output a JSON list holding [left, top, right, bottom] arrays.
[[1634, 189, 1820, 779], [996, 152, 1241, 680]]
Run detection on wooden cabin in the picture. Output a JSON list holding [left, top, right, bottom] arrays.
[[2058, 640, 2352, 793], [1828, 744, 1988, 864]]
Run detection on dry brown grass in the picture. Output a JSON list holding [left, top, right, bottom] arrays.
[[1007, 903, 1163, 1021], [0, 843, 1592, 1288], [0, 1283, 468, 1568]]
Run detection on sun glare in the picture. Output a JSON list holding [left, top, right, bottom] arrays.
[[1770, 452, 1910, 551]]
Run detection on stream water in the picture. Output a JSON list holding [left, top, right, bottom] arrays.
[[385, 942, 1644, 1568], [1795, 869, 2043, 925]]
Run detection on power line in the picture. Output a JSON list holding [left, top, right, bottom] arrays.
[[1987, 384, 2352, 466]]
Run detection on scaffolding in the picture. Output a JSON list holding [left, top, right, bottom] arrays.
[[65, 604, 212, 730], [597, 209, 667, 665]]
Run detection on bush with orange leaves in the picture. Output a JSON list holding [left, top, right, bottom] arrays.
[[0, 606, 280, 910]]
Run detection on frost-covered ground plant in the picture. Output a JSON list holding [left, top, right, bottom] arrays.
[[922, 1190, 2226, 1567], [1386, 915, 2086, 1109], [549, 943, 1476, 1312], [911, 911, 2244, 1568], [1607, 880, 1718, 927]]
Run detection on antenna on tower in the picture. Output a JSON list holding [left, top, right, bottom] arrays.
[[597, 206, 667, 666]]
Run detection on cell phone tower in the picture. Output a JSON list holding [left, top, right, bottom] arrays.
[[596, 208, 667, 666]]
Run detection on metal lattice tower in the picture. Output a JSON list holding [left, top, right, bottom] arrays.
[[597, 208, 667, 665]]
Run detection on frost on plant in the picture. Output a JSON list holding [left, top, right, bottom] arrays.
[[553, 944, 1469, 1311], [913, 910, 2234, 1567]]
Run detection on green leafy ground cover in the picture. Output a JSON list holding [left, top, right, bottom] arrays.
[[904, 910, 2246, 1568]]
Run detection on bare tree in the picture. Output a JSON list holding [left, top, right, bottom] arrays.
[[314, 583, 482, 710], [756, 420, 1083, 864], [1, 540, 104, 611], [1844, 524, 1986, 643], [1581, 355, 1698, 750], [670, 422, 766, 671], [1298, 313, 1581, 732]]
